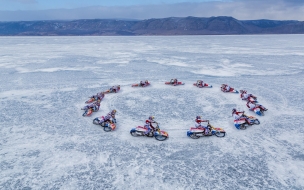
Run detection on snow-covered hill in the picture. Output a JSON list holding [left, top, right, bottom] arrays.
[[1, 35, 303, 189]]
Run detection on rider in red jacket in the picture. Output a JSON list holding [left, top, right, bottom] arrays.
[[195, 116, 210, 135], [221, 84, 231, 92]]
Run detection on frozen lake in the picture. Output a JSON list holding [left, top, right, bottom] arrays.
[[1, 35, 304, 189]]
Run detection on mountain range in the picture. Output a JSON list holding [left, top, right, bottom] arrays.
[[1, 16, 303, 36]]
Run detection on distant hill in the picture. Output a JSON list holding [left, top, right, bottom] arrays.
[[0, 16, 303, 36]]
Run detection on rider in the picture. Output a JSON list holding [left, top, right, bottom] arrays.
[[97, 92, 105, 100], [139, 81, 145, 86], [109, 109, 116, 117], [221, 84, 231, 92], [146, 116, 157, 131], [144, 80, 149, 86], [92, 101, 100, 111], [232, 108, 246, 120], [82, 101, 100, 111], [232, 108, 251, 128], [170, 78, 178, 85], [196, 80, 205, 88], [195, 116, 210, 135], [98, 113, 112, 126], [108, 109, 117, 123], [109, 86, 115, 93], [109, 85, 120, 93], [91, 92, 105, 101], [144, 120, 152, 135], [173, 79, 178, 85], [246, 101, 268, 111], [139, 80, 149, 87], [240, 90, 257, 100]]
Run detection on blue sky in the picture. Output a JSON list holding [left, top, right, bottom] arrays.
[[1, 0, 304, 21]]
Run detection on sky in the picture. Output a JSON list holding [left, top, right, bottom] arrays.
[[0, 0, 304, 21]]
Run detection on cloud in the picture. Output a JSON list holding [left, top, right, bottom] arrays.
[[0, 0, 304, 21]]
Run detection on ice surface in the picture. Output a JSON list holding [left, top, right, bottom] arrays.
[[0, 35, 304, 189]]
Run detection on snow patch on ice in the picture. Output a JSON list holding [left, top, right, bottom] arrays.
[[192, 62, 301, 77], [16, 67, 100, 73]]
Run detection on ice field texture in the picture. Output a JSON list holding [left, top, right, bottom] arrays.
[[1, 35, 304, 189]]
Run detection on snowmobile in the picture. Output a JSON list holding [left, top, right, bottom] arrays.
[[240, 90, 258, 103], [85, 95, 104, 104], [130, 123, 169, 141], [132, 81, 150, 87], [193, 80, 212, 88], [233, 114, 260, 129], [104, 85, 120, 94], [221, 84, 238, 93], [93, 116, 117, 132], [81, 102, 100, 116], [247, 100, 267, 116], [165, 79, 184, 86], [187, 121, 226, 139]]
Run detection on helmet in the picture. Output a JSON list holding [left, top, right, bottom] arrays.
[[232, 108, 237, 116], [196, 116, 201, 119], [112, 109, 116, 113], [232, 108, 236, 114], [149, 116, 154, 120]]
